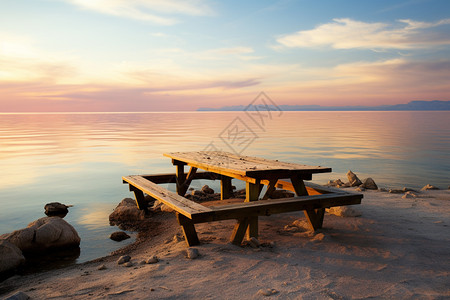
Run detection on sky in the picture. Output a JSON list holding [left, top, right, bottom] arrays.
[[1, 0, 449, 112]]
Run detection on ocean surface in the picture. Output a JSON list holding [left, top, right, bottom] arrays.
[[0, 111, 449, 262]]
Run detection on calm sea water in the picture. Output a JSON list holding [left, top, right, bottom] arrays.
[[0, 111, 449, 262]]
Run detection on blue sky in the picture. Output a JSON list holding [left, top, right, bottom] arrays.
[[1, 0, 449, 111]]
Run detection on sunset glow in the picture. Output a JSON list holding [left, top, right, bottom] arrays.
[[1, 0, 449, 111]]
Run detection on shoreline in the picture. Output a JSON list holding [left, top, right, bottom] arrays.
[[1, 189, 449, 299]]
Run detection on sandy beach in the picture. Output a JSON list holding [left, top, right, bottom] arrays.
[[1, 189, 449, 299]]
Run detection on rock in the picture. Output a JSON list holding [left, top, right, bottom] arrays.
[[291, 219, 312, 232], [355, 187, 365, 192], [160, 204, 174, 213], [248, 237, 260, 248], [421, 184, 439, 191], [191, 190, 206, 196], [117, 255, 131, 265], [0, 228, 35, 251], [110, 231, 130, 242], [327, 179, 345, 187], [97, 264, 107, 270], [326, 206, 361, 217], [4, 291, 30, 300], [378, 188, 388, 192], [402, 187, 419, 193], [389, 189, 404, 194], [360, 178, 378, 190], [123, 261, 133, 267], [2, 217, 80, 252], [346, 170, 362, 187], [146, 255, 159, 264], [201, 185, 214, 194], [44, 202, 72, 218], [0, 240, 25, 274], [173, 234, 184, 243], [186, 248, 199, 259], [258, 288, 278, 296], [402, 191, 418, 199], [109, 198, 146, 228], [269, 190, 295, 199]]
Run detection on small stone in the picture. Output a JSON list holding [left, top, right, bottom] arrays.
[[110, 231, 130, 242], [160, 204, 174, 213], [360, 178, 378, 190], [4, 291, 30, 300], [258, 288, 278, 296], [44, 202, 71, 218], [355, 187, 365, 192], [346, 170, 362, 187], [402, 191, 418, 199], [421, 184, 439, 191], [186, 247, 199, 259], [378, 188, 388, 192], [201, 185, 214, 194], [327, 206, 361, 217], [146, 256, 159, 264], [191, 190, 206, 196], [139, 260, 147, 265], [402, 187, 419, 193], [117, 255, 131, 265], [123, 261, 133, 267], [248, 237, 260, 248], [173, 234, 184, 243], [97, 264, 107, 270], [389, 189, 404, 194]]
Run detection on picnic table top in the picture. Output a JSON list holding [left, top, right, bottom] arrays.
[[164, 151, 331, 179]]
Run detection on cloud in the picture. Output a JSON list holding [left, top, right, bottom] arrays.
[[277, 18, 450, 50], [62, 0, 214, 25]]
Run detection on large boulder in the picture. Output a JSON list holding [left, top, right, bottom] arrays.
[[0, 240, 25, 274], [1, 217, 80, 252], [346, 170, 362, 187], [109, 198, 146, 229], [360, 178, 378, 190]]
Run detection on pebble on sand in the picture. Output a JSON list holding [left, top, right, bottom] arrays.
[[117, 255, 131, 265]]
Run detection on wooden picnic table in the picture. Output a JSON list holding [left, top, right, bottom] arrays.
[[123, 151, 363, 247]]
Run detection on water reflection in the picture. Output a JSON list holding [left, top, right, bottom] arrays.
[[0, 111, 449, 260]]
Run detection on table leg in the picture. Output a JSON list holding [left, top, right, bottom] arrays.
[[129, 185, 149, 213], [245, 181, 261, 240], [230, 218, 249, 245], [290, 174, 325, 231], [176, 213, 200, 247], [221, 175, 233, 200]]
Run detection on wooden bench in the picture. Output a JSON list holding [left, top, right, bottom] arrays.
[[123, 173, 363, 246]]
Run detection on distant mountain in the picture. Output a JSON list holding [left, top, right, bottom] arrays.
[[197, 100, 450, 111]]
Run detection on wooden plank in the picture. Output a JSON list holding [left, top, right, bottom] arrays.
[[164, 151, 332, 178], [140, 171, 219, 184], [122, 175, 212, 218], [190, 192, 362, 224]]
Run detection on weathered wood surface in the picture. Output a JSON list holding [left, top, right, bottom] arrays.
[[164, 151, 331, 180], [122, 175, 212, 218], [190, 192, 362, 224]]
